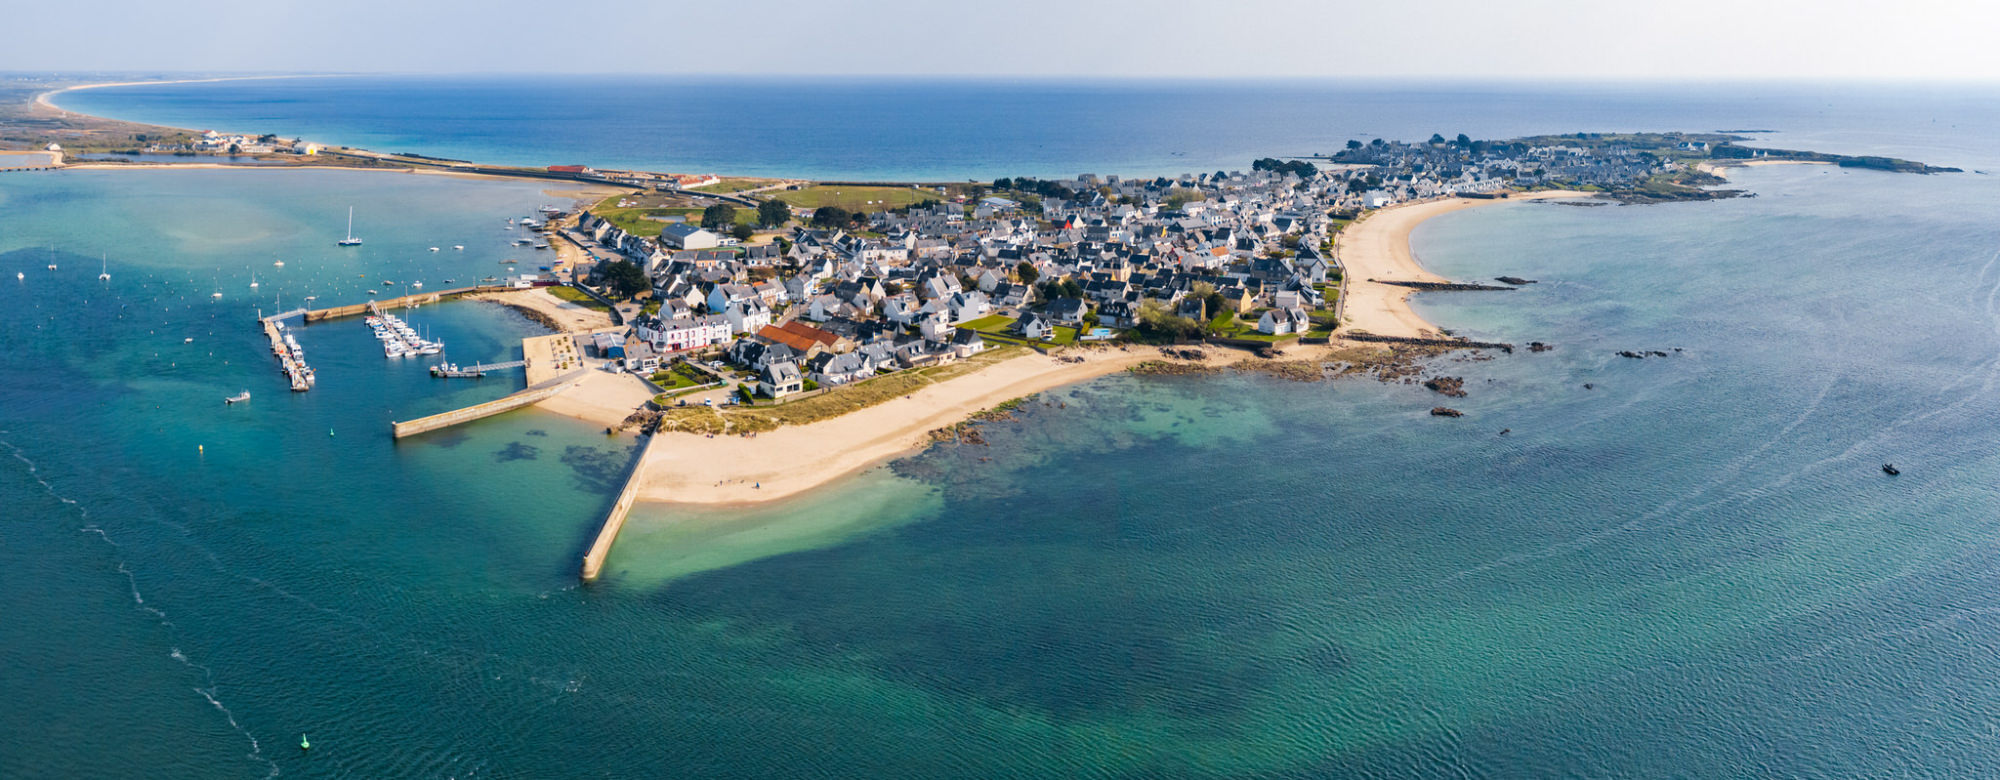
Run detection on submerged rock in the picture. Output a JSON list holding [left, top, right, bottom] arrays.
[[1430, 406, 1464, 418]]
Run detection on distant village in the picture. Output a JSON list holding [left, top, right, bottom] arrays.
[[540, 133, 1746, 401]]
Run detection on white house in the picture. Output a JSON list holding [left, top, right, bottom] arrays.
[[759, 361, 804, 398], [722, 300, 772, 335], [1256, 306, 1311, 336], [638, 315, 732, 353], [660, 223, 721, 250]]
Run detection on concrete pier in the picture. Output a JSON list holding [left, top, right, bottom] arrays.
[[390, 367, 590, 438], [304, 284, 513, 323], [581, 432, 662, 582]]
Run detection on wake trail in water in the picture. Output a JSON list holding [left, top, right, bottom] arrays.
[[1419, 240, 2000, 593], [0, 436, 280, 778]]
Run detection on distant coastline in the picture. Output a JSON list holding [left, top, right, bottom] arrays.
[[34, 74, 340, 112]]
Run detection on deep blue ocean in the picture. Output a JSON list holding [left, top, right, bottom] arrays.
[[51, 76, 2000, 179], [6, 79, 2000, 777]]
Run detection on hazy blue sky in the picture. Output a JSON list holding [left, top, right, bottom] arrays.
[[3, 0, 1994, 80]]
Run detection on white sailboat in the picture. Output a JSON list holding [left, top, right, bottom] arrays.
[[250, 272, 259, 289], [98, 254, 110, 281], [337, 207, 363, 247]]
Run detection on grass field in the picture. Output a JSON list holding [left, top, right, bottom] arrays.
[[658, 207, 758, 227], [653, 346, 1025, 435], [772, 185, 946, 212], [959, 314, 1015, 332], [546, 285, 610, 311], [688, 178, 770, 194]]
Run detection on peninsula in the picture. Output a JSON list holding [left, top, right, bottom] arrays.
[[1, 77, 1960, 560]]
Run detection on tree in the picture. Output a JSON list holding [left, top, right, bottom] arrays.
[[1370, 138, 1385, 147], [992, 177, 1013, 190], [1134, 299, 1203, 340], [756, 199, 791, 227], [1346, 139, 1362, 150], [810, 206, 851, 228], [701, 204, 737, 229], [1015, 261, 1039, 285], [1428, 133, 1447, 146], [600, 259, 649, 299], [730, 223, 754, 241], [1060, 279, 1084, 299], [1456, 133, 1472, 147]]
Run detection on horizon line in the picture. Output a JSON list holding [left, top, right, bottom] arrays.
[[14, 70, 2000, 87]]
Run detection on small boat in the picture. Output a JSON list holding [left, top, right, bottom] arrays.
[[499, 259, 519, 265], [1883, 463, 1900, 476], [300, 734, 310, 752], [366, 289, 378, 296], [442, 278, 455, 283], [184, 337, 194, 343], [15, 272, 21, 280], [225, 391, 251, 404], [429, 247, 440, 252], [98, 254, 110, 281], [210, 291, 223, 298], [337, 207, 363, 246], [382, 280, 396, 286], [274, 260, 285, 267], [453, 245, 465, 251], [249, 273, 259, 289]]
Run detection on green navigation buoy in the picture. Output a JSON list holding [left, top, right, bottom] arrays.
[[301, 733, 311, 751], [329, 428, 335, 437]]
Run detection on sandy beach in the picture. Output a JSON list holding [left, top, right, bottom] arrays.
[[33, 76, 337, 111], [471, 288, 614, 335], [0, 150, 60, 170], [1338, 192, 1590, 338], [537, 369, 655, 425], [635, 346, 1244, 506], [1696, 159, 1835, 178]]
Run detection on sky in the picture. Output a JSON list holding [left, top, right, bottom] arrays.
[[1, 0, 1995, 81]]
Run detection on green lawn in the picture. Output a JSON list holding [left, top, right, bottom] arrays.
[[546, 285, 611, 311], [648, 369, 701, 391], [960, 314, 1016, 331], [688, 178, 770, 194], [658, 207, 758, 227], [773, 185, 944, 211], [592, 207, 680, 237]]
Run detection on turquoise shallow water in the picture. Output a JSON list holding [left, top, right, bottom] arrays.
[[8, 103, 2000, 775]]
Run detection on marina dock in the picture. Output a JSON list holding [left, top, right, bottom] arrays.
[[390, 367, 591, 438], [259, 310, 314, 391], [581, 432, 662, 582], [431, 359, 529, 379]]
